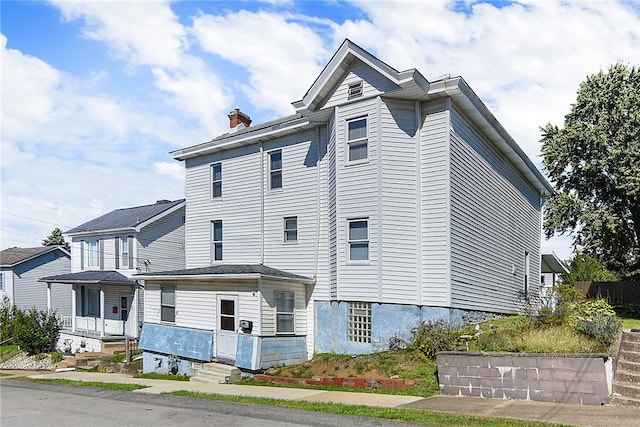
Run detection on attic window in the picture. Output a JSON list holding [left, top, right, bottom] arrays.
[[348, 81, 363, 99]]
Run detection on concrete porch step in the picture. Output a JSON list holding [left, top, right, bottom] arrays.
[[611, 393, 640, 407], [614, 371, 640, 385], [190, 362, 241, 384]]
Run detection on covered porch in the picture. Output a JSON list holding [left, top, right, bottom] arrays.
[[40, 271, 142, 352]]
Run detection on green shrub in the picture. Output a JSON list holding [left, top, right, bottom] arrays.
[[575, 312, 622, 349], [50, 352, 64, 363], [12, 307, 61, 355], [407, 319, 456, 359]]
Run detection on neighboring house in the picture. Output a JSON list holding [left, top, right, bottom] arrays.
[[40, 199, 185, 353], [540, 253, 569, 307], [137, 39, 553, 374], [0, 246, 71, 316]]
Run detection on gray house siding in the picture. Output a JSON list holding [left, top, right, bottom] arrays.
[[185, 145, 263, 268], [420, 100, 451, 306], [137, 209, 185, 273], [322, 60, 398, 111], [380, 98, 419, 304], [335, 96, 380, 302], [448, 105, 541, 313], [12, 250, 71, 316]]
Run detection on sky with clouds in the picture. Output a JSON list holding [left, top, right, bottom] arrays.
[[1, 0, 638, 262]]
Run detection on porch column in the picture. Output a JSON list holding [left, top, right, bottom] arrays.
[[46, 282, 52, 314], [71, 285, 76, 332], [100, 285, 105, 337]]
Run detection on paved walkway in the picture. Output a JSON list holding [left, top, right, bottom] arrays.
[[11, 371, 640, 426]]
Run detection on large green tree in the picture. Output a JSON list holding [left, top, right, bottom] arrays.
[[541, 63, 640, 278], [42, 227, 70, 251]]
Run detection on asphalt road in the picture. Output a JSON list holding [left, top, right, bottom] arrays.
[[0, 379, 408, 427]]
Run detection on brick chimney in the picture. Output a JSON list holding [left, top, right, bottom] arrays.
[[228, 108, 252, 129]]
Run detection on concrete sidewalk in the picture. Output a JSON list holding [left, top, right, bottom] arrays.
[[24, 371, 640, 426]]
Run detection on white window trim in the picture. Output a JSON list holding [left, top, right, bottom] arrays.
[[269, 149, 283, 190], [211, 163, 222, 199], [347, 218, 369, 264], [87, 240, 100, 267], [275, 291, 295, 335], [211, 220, 223, 262], [283, 216, 297, 244], [346, 117, 368, 164], [120, 236, 131, 269], [160, 286, 176, 323]]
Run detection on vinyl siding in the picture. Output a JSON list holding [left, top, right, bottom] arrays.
[[327, 113, 338, 299], [262, 129, 325, 279], [137, 208, 185, 272], [322, 60, 398, 110], [335, 97, 380, 301], [448, 105, 541, 313], [379, 98, 419, 304], [12, 250, 71, 316], [185, 145, 263, 268], [420, 100, 451, 306], [260, 281, 307, 336]]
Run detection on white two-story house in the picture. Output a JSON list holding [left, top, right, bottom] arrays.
[[41, 199, 185, 353], [137, 40, 553, 373]]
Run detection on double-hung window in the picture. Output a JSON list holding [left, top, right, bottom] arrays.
[[76, 286, 100, 317], [275, 291, 295, 334], [212, 220, 223, 261], [269, 150, 282, 189], [211, 163, 222, 198], [347, 118, 367, 162], [120, 236, 132, 269], [87, 240, 100, 267], [348, 219, 369, 261], [284, 216, 297, 243], [161, 286, 175, 322]]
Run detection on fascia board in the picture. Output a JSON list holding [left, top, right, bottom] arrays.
[[434, 77, 554, 197], [134, 201, 185, 232], [66, 228, 137, 238], [137, 273, 314, 285], [171, 117, 311, 160]]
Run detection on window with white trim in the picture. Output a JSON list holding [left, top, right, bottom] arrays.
[[284, 216, 297, 243], [212, 220, 223, 261], [211, 163, 222, 198], [347, 118, 367, 162], [275, 291, 295, 334], [348, 219, 369, 261], [269, 150, 282, 189], [161, 286, 175, 322], [524, 251, 530, 298], [348, 302, 371, 343], [120, 236, 132, 269], [0, 272, 4, 291], [87, 240, 100, 267]]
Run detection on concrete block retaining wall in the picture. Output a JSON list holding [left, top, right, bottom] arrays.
[[437, 352, 613, 405]]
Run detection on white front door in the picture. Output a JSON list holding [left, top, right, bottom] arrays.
[[216, 295, 238, 360]]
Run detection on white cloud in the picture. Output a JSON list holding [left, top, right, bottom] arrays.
[[154, 161, 184, 183], [192, 10, 330, 117]]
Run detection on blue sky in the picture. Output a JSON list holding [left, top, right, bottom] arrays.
[[1, 0, 639, 261]]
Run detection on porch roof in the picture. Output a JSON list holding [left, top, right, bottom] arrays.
[[134, 264, 315, 285], [39, 270, 137, 286]]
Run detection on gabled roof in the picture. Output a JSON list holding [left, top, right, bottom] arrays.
[[39, 270, 136, 286], [66, 199, 185, 236], [0, 246, 70, 268], [135, 264, 314, 285], [292, 39, 429, 114], [171, 39, 553, 196]]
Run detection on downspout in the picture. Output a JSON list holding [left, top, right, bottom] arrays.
[[260, 142, 265, 265], [71, 284, 76, 332], [313, 126, 321, 282]]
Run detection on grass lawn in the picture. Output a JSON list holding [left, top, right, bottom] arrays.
[[169, 390, 565, 427]]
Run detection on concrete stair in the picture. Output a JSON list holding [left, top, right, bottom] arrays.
[[612, 331, 640, 406], [190, 362, 241, 384]]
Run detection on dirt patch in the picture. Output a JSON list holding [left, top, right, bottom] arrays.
[[264, 351, 433, 380]]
